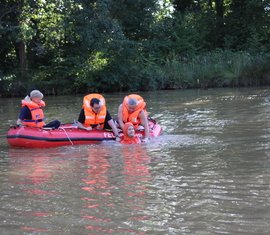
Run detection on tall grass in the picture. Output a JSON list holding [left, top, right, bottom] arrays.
[[1, 50, 270, 96], [158, 50, 270, 89]]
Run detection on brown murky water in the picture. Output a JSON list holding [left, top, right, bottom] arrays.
[[0, 88, 270, 234]]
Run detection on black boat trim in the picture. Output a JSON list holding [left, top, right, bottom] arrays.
[[7, 135, 114, 142]]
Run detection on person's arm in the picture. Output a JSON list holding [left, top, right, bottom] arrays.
[[107, 119, 121, 141], [77, 109, 92, 131], [139, 111, 150, 139], [17, 106, 31, 125], [106, 111, 120, 141], [77, 121, 92, 131], [117, 104, 125, 130]]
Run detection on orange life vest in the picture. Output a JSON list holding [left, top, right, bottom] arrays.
[[122, 94, 147, 127], [82, 93, 107, 128], [121, 135, 141, 144], [21, 100, 46, 127]]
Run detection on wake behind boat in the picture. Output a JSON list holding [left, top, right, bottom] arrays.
[[7, 119, 162, 148]]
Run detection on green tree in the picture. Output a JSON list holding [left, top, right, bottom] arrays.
[[110, 0, 158, 40], [224, 0, 270, 51]]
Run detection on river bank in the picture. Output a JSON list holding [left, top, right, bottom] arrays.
[[1, 50, 270, 98]]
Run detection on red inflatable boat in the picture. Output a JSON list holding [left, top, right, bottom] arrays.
[[7, 119, 162, 148]]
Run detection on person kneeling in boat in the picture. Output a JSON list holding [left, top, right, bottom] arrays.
[[77, 94, 121, 141], [121, 122, 141, 144], [117, 94, 150, 141], [16, 90, 61, 129]]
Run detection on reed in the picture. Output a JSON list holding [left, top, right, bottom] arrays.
[[159, 50, 270, 89]]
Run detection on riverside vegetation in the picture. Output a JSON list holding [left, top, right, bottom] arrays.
[[1, 0, 270, 97]]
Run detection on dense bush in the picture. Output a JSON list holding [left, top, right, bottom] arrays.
[[0, 0, 270, 96]]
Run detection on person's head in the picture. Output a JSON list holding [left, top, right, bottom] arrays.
[[123, 122, 135, 138], [126, 97, 138, 113], [30, 90, 43, 104], [90, 98, 102, 114]]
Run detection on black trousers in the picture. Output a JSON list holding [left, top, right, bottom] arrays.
[[43, 120, 61, 129]]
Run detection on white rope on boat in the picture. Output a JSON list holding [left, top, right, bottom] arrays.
[[59, 127, 74, 146]]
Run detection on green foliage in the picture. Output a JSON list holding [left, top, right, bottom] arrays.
[[154, 50, 270, 89], [224, 0, 270, 51], [0, 0, 270, 96], [110, 0, 158, 40]]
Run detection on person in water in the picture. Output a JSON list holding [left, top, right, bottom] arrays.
[[117, 94, 150, 140], [77, 93, 121, 141], [120, 122, 141, 144], [17, 90, 61, 129]]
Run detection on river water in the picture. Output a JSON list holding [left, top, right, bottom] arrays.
[[0, 88, 270, 235]]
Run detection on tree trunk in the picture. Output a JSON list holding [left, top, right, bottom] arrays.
[[18, 40, 27, 71], [215, 0, 224, 47]]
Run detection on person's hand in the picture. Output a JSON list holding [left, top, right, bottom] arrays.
[[16, 119, 22, 126], [115, 135, 121, 142], [96, 124, 102, 130], [15, 124, 22, 129], [142, 137, 150, 143]]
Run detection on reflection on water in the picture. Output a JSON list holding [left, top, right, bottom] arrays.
[[1, 88, 270, 234], [81, 145, 152, 234]]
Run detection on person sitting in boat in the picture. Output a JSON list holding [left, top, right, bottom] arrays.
[[77, 93, 121, 141], [16, 90, 61, 129], [120, 122, 142, 144], [117, 94, 150, 140]]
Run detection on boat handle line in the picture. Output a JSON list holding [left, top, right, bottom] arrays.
[[59, 127, 74, 145]]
